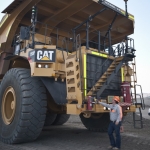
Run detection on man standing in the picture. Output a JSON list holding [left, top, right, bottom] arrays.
[[98, 96, 122, 150]]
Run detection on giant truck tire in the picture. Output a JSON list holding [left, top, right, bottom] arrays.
[[80, 113, 110, 132], [44, 112, 57, 126], [0, 68, 47, 144], [52, 114, 70, 125]]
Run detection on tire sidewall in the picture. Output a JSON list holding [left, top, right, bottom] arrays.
[[80, 113, 110, 132], [0, 70, 22, 141], [52, 114, 70, 125], [44, 113, 57, 126]]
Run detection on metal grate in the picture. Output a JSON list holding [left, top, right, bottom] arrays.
[[86, 53, 122, 98]]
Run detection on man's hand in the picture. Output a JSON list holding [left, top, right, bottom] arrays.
[[115, 121, 119, 125], [120, 126, 124, 132], [97, 100, 101, 104]]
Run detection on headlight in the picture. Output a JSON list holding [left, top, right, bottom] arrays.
[[36, 64, 50, 68], [103, 107, 106, 110], [126, 107, 130, 110], [38, 64, 42, 68], [108, 108, 110, 110], [45, 64, 49, 68]]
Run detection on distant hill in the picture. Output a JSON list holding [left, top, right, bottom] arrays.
[[135, 93, 150, 98], [142, 93, 150, 98]]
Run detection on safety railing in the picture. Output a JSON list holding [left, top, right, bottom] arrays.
[[93, 39, 127, 82], [132, 84, 145, 110], [13, 20, 76, 54]]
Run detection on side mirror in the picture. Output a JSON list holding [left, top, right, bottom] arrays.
[[20, 26, 30, 40]]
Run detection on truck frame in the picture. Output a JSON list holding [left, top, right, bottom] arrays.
[[0, 0, 144, 144]]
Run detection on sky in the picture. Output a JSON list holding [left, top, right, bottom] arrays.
[[0, 0, 150, 93]]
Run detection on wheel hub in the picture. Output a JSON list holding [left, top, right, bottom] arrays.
[[2, 87, 16, 125], [11, 101, 15, 110]]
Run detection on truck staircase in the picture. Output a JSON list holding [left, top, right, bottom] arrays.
[[132, 84, 145, 129], [87, 55, 132, 98]]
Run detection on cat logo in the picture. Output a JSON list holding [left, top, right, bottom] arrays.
[[37, 50, 55, 61]]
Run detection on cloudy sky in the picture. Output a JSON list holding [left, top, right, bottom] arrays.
[[0, 0, 150, 93]]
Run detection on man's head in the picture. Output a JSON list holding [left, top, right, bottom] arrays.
[[112, 96, 120, 105]]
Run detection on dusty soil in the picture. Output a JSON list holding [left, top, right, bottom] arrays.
[[0, 111, 150, 150]]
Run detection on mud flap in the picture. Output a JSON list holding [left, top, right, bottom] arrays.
[[41, 77, 67, 105]]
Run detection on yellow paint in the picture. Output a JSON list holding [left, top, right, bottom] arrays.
[[6, 26, 11, 37], [84, 54, 87, 96], [121, 67, 124, 82], [41, 56, 50, 60], [43, 46, 47, 49], [120, 10, 134, 21], [129, 15, 134, 21], [52, 73, 55, 77], [121, 10, 126, 15], [91, 51, 108, 58]]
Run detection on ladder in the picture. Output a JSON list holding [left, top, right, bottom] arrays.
[[121, 38, 145, 129], [131, 59, 145, 128]]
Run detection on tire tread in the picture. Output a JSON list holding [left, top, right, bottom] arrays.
[[0, 68, 47, 144]]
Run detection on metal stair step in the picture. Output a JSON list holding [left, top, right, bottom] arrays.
[[115, 56, 124, 61], [112, 62, 120, 66], [97, 80, 106, 83], [135, 103, 142, 106], [95, 84, 102, 88], [104, 72, 112, 75], [107, 69, 114, 72], [95, 88, 102, 91], [107, 69, 114, 74], [109, 63, 116, 67], [101, 76, 107, 79], [109, 66, 115, 69], [95, 84, 103, 87], [87, 93, 96, 96]]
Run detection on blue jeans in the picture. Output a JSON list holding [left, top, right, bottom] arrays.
[[108, 121, 121, 148]]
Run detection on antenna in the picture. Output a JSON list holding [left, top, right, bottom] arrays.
[[31, 6, 37, 23], [31, 6, 38, 48], [124, 0, 128, 17]]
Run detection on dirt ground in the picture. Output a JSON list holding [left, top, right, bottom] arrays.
[[0, 111, 150, 150]]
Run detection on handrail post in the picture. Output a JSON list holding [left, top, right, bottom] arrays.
[[73, 29, 76, 51], [86, 21, 89, 50], [108, 31, 111, 55], [98, 31, 101, 52], [103, 41, 105, 52], [56, 28, 59, 48], [31, 6, 38, 49]]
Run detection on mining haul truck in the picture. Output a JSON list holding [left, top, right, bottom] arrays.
[[0, 0, 144, 144]]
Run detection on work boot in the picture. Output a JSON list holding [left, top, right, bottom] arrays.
[[112, 147, 119, 150], [108, 145, 113, 149]]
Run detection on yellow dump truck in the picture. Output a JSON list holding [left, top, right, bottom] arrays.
[[0, 0, 144, 144]]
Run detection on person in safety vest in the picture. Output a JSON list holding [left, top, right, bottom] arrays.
[[98, 96, 122, 150]]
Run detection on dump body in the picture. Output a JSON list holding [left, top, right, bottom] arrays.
[[0, 0, 134, 77]]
